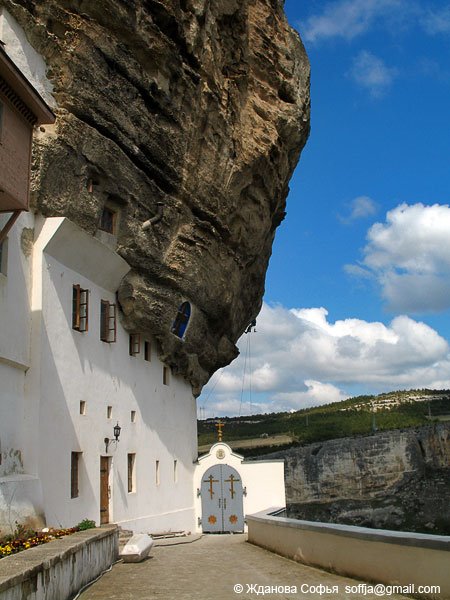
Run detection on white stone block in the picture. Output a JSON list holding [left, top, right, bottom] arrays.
[[120, 534, 154, 563]]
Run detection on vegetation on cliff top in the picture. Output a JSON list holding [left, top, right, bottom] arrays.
[[198, 389, 450, 455]]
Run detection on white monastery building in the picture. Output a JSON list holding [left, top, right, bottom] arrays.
[[1, 213, 198, 533], [0, 8, 285, 537]]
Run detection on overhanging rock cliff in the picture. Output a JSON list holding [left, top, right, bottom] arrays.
[[3, 0, 310, 394]]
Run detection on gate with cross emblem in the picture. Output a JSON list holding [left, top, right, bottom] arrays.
[[200, 464, 244, 533]]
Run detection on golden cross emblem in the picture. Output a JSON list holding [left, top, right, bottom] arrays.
[[224, 474, 240, 499], [203, 474, 219, 499], [215, 420, 224, 442]]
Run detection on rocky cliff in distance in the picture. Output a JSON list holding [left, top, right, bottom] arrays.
[[267, 424, 450, 534], [2, 0, 310, 394]]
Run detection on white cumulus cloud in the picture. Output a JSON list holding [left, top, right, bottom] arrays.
[[350, 203, 450, 312], [199, 302, 450, 417]]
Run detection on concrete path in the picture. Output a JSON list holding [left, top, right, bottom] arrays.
[[79, 534, 412, 600]]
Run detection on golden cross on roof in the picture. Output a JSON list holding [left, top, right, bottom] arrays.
[[215, 420, 224, 442]]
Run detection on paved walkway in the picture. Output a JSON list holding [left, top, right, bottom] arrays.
[[79, 534, 411, 600]]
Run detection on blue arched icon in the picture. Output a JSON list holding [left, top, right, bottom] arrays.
[[171, 301, 191, 338]]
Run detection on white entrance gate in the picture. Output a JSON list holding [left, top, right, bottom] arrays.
[[201, 464, 244, 533]]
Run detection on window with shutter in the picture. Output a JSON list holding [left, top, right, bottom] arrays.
[[100, 300, 117, 342], [129, 333, 141, 356], [72, 285, 89, 332]]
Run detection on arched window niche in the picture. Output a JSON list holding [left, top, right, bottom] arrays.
[[171, 301, 191, 339]]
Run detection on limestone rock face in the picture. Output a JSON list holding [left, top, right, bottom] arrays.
[[2, 0, 309, 394], [277, 424, 450, 503], [265, 424, 450, 533]]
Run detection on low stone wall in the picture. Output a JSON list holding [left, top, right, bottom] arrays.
[[248, 510, 450, 600], [0, 525, 118, 600]]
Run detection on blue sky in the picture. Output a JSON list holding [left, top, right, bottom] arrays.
[[198, 0, 450, 418]]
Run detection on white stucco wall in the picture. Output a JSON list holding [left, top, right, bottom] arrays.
[[0, 475, 45, 535], [1, 215, 198, 535], [194, 443, 285, 532], [0, 212, 33, 370], [0, 363, 27, 476], [0, 213, 44, 535], [34, 218, 197, 533]]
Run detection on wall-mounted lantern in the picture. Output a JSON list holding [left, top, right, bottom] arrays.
[[104, 422, 121, 453]]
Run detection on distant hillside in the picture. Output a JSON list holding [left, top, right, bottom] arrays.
[[198, 389, 450, 455]]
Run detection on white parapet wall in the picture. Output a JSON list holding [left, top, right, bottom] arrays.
[[247, 509, 450, 600], [0, 525, 118, 600]]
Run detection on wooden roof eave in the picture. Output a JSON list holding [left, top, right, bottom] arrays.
[[0, 45, 55, 126]]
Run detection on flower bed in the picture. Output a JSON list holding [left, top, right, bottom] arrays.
[[0, 520, 96, 559]]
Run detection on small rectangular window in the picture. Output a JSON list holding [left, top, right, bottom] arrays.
[[128, 453, 136, 493], [80, 400, 86, 415], [0, 239, 7, 276], [87, 178, 98, 193], [100, 300, 117, 342], [144, 341, 151, 362], [99, 206, 116, 234], [173, 460, 178, 483], [129, 333, 141, 356], [131, 410, 136, 423], [155, 460, 160, 486], [163, 366, 169, 386], [107, 406, 112, 419], [71, 452, 81, 498], [72, 285, 89, 332]]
